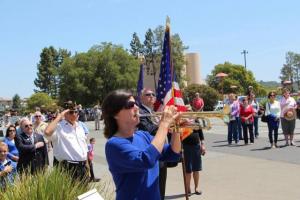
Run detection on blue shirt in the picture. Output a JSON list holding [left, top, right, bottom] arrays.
[[3, 137, 19, 160], [0, 158, 17, 188], [105, 130, 180, 200]]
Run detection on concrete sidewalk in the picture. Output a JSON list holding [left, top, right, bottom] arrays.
[[88, 121, 300, 200], [165, 151, 300, 200]]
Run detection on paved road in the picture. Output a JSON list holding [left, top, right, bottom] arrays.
[[86, 119, 300, 200]]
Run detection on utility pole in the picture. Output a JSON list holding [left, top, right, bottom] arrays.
[[241, 50, 248, 69]]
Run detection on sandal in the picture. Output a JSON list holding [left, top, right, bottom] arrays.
[[195, 190, 202, 195]]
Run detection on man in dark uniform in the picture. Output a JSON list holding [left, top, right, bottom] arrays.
[[137, 88, 167, 200]]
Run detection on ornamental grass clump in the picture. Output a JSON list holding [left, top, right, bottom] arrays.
[[0, 167, 114, 200]]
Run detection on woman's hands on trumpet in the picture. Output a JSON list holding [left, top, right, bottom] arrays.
[[151, 105, 182, 153]]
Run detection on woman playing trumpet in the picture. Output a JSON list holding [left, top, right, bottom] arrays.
[[102, 90, 181, 200]]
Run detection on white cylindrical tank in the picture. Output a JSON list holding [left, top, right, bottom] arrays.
[[185, 53, 202, 85]]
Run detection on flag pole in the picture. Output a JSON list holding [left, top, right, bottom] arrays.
[[167, 16, 189, 200]]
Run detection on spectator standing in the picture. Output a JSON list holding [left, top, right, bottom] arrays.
[[182, 122, 206, 196], [77, 104, 87, 122], [44, 101, 89, 182], [3, 125, 19, 162], [280, 88, 297, 146], [240, 97, 255, 145], [94, 105, 102, 131], [265, 91, 281, 148], [191, 92, 204, 111], [15, 118, 48, 174], [87, 138, 100, 182], [0, 142, 17, 190], [137, 88, 168, 200], [33, 111, 52, 167], [249, 93, 260, 138], [227, 93, 240, 145]]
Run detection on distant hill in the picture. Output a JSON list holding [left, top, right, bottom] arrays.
[[258, 81, 281, 88]]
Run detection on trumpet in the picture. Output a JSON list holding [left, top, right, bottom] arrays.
[[139, 105, 230, 130]]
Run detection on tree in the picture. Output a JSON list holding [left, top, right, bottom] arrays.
[[130, 32, 143, 58], [34, 46, 70, 98], [280, 51, 300, 92], [139, 25, 188, 90], [58, 43, 139, 106], [207, 62, 267, 97], [26, 92, 57, 112], [12, 94, 21, 111], [183, 84, 219, 111]]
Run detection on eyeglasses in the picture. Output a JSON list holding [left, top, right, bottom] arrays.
[[68, 110, 78, 115], [25, 124, 33, 128], [145, 93, 156, 97], [124, 101, 138, 109], [8, 129, 15, 132]]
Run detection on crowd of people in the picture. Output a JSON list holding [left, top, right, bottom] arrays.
[[1, 86, 299, 199], [0, 102, 101, 190], [227, 87, 299, 148]]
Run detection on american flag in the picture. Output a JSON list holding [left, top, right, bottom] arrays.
[[154, 21, 186, 112]]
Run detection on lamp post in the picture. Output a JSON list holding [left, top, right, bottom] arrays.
[[241, 50, 248, 69]]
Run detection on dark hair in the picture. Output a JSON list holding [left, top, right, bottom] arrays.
[[90, 137, 95, 143], [5, 125, 16, 138], [268, 91, 277, 98], [101, 90, 133, 139]]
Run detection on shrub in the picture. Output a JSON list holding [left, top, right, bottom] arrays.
[[0, 167, 114, 200]]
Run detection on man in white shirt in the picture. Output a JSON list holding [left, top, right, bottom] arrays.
[[44, 101, 88, 182]]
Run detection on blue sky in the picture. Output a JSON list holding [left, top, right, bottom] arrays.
[[1, 0, 300, 98]]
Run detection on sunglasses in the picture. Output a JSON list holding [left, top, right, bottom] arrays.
[[8, 129, 15, 132], [270, 95, 275, 97], [25, 124, 33, 128], [124, 101, 138, 109], [68, 110, 78, 115], [35, 115, 42, 118], [145, 93, 156, 97]]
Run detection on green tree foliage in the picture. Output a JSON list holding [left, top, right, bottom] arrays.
[[183, 84, 219, 111], [34, 46, 71, 98], [27, 92, 57, 112], [280, 51, 300, 91], [59, 43, 139, 106], [207, 62, 267, 97], [130, 32, 143, 58], [138, 25, 187, 90], [12, 94, 21, 110]]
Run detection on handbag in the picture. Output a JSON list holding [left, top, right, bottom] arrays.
[[261, 113, 268, 123], [261, 102, 270, 123]]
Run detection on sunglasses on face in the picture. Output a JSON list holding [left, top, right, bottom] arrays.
[[145, 93, 156, 97], [124, 101, 138, 109], [35, 115, 42, 118], [25, 124, 33, 128], [68, 110, 78, 115], [8, 129, 15, 132], [270, 95, 275, 97]]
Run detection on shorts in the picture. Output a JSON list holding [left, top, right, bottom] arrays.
[[281, 118, 296, 135], [183, 144, 202, 173]]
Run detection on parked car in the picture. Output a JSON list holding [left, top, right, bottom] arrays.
[[214, 100, 224, 111]]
